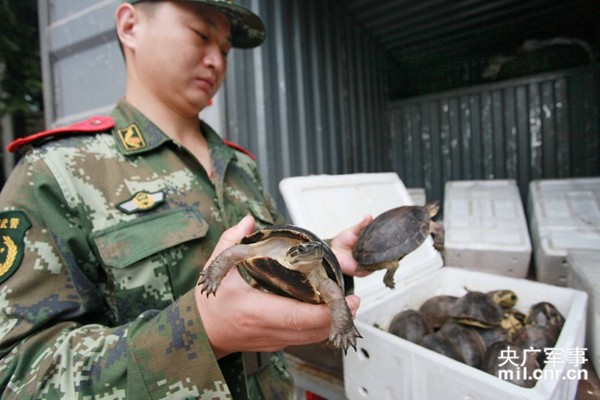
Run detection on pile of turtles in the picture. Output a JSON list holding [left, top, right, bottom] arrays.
[[386, 289, 566, 388]]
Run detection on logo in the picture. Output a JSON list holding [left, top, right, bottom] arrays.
[[0, 211, 31, 284], [117, 124, 147, 151], [117, 191, 166, 214]]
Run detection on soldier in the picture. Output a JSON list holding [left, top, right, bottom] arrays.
[[0, 1, 372, 399]]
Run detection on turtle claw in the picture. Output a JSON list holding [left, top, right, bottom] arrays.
[[197, 271, 221, 297], [329, 326, 362, 355]]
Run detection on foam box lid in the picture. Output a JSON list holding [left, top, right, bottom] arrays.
[[529, 178, 600, 254], [279, 173, 443, 303], [567, 249, 600, 299]]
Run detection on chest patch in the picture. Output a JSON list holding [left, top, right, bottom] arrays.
[[117, 191, 166, 214], [0, 211, 31, 284], [117, 123, 147, 151]]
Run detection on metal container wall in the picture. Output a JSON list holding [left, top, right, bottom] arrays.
[[220, 0, 390, 212], [37, 0, 391, 216], [388, 65, 600, 207]]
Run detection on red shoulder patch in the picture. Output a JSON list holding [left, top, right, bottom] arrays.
[[223, 139, 255, 160], [7, 116, 115, 153]]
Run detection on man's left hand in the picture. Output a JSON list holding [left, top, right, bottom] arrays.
[[330, 215, 373, 276]]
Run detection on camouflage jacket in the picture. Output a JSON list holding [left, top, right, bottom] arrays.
[[0, 98, 292, 399]]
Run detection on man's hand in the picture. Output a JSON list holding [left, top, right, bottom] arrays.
[[195, 215, 361, 359], [330, 215, 373, 276]]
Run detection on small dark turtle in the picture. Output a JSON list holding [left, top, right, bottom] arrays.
[[440, 319, 486, 368], [388, 310, 432, 343], [482, 342, 540, 388], [420, 331, 466, 364], [474, 325, 509, 349], [449, 291, 504, 328], [419, 295, 458, 329], [198, 225, 361, 353], [524, 302, 565, 331], [352, 200, 444, 289], [501, 309, 526, 342], [486, 290, 518, 309], [512, 325, 561, 366]]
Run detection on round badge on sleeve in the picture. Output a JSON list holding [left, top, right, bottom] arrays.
[[0, 211, 31, 284]]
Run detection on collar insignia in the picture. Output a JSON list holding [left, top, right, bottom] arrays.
[[117, 124, 147, 151], [117, 191, 166, 214], [0, 211, 31, 284]]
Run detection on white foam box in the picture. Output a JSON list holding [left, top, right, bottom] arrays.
[[280, 172, 588, 400], [528, 177, 600, 286], [443, 180, 532, 278], [567, 249, 600, 375]]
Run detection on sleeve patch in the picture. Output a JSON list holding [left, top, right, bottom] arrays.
[[0, 211, 32, 284]]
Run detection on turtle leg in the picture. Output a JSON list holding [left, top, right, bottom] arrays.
[[382, 259, 400, 289], [430, 221, 445, 251], [318, 278, 362, 354], [197, 244, 256, 296]]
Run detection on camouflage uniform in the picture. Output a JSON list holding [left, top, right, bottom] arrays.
[[0, 98, 294, 399]]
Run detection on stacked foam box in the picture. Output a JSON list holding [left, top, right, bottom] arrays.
[[567, 249, 600, 375], [528, 177, 600, 286], [280, 173, 588, 400], [443, 180, 532, 277]]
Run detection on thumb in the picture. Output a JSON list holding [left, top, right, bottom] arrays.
[[209, 215, 255, 262]]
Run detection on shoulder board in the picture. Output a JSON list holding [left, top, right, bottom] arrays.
[[223, 139, 255, 160], [7, 116, 115, 153]]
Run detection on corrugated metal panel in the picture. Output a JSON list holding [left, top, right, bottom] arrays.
[[389, 65, 600, 208], [220, 0, 390, 212]]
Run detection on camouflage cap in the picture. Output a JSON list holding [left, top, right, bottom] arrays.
[[125, 0, 266, 48]]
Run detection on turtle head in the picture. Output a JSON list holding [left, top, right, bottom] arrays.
[[286, 241, 324, 271], [424, 200, 440, 217]]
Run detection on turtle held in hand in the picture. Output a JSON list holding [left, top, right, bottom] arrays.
[[352, 200, 444, 289], [198, 225, 361, 353]]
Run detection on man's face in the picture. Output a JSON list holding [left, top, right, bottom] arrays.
[[133, 2, 232, 116]]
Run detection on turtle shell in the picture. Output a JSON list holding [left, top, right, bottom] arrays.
[[449, 291, 504, 328], [419, 295, 458, 328], [482, 342, 540, 388], [440, 319, 486, 368], [238, 225, 343, 303], [420, 331, 466, 364], [352, 203, 435, 265], [388, 310, 432, 343]]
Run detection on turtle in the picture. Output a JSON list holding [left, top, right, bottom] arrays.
[[482, 342, 540, 388], [352, 200, 445, 289], [513, 325, 561, 366], [448, 291, 504, 328], [486, 289, 518, 309], [418, 295, 458, 328], [524, 302, 565, 331], [197, 224, 361, 353], [440, 319, 487, 368], [473, 325, 509, 349], [388, 310, 432, 344], [420, 331, 466, 364]]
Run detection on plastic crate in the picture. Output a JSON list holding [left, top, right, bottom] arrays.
[[528, 177, 600, 286], [443, 180, 532, 277], [567, 249, 600, 375]]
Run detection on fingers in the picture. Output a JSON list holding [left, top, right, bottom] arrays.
[[352, 214, 373, 235]]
